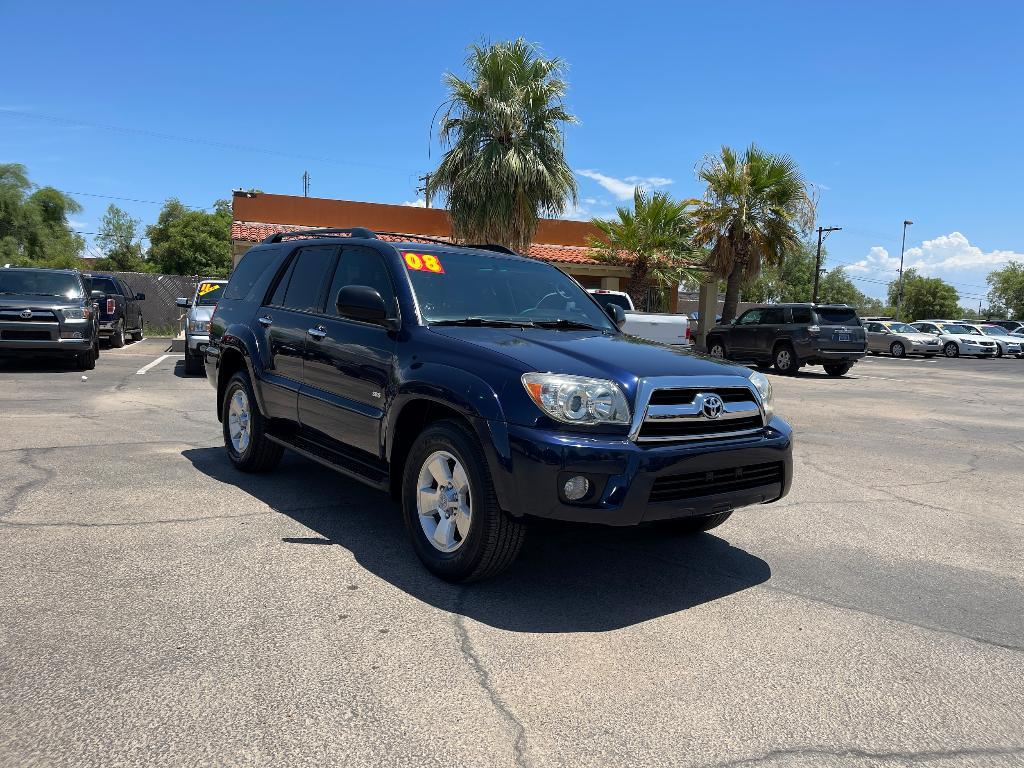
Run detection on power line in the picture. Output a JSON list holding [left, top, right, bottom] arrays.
[[0, 108, 412, 174], [56, 189, 210, 210]]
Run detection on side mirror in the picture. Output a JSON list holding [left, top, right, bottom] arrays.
[[337, 285, 388, 324], [175, 297, 190, 308], [135, 293, 146, 301], [605, 303, 626, 329]]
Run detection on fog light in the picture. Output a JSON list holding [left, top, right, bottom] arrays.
[[60, 331, 84, 339], [563, 475, 590, 501]]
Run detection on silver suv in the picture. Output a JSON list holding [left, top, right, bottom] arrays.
[[176, 279, 226, 375]]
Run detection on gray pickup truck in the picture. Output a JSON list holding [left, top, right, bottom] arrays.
[[177, 279, 227, 374], [706, 303, 867, 376], [0, 266, 99, 370]]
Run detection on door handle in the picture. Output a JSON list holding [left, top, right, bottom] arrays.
[[307, 326, 327, 340], [257, 316, 273, 327]]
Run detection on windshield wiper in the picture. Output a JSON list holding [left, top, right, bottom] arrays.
[[431, 317, 535, 328], [531, 318, 609, 332]]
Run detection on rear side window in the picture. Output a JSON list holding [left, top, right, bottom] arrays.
[[790, 307, 813, 323], [814, 307, 859, 325], [272, 246, 337, 312], [224, 248, 275, 301]]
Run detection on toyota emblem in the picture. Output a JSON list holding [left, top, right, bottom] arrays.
[[700, 393, 725, 420], [20, 309, 32, 319]]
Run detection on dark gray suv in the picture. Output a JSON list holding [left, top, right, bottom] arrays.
[[0, 267, 99, 370], [706, 303, 867, 376]]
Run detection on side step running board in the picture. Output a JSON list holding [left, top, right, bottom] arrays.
[[265, 434, 390, 491]]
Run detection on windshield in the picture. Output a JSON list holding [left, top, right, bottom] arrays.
[[195, 281, 226, 306], [403, 249, 616, 331], [939, 324, 971, 335], [886, 322, 918, 333], [982, 326, 1008, 335], [89, 276, 119, 295], [0, 269, 84, 299]]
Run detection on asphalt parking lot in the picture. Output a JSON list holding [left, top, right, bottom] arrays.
[[1, 340, 1022, 768]]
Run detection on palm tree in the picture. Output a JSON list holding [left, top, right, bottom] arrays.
[[427, 39, 578, 252], [691, 145, 815, 323], [589, 188, 703, 311]]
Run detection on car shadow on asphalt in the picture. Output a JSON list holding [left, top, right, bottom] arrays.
[[0, 356, 82, 373], [182, 447, 771, 633]]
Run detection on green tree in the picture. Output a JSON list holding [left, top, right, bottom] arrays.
[[147, 198, 232, 276], [887, 269, 960, 320], [95, 204, 145, 271], [0, 164, 84, 267], [817, 266, 866, 306], [691, 144, 815, 324], [589, 188, 702, 310], [743, 240, 817, 303], [986, 261, 1024, 318], [426, 39, 578, 252]]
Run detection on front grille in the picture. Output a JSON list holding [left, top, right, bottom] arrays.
[[649, 461, 784, 503], [0, 310, 58, 323], [648, 387, 752, 406], [1, 330, 51, 341], [638, 415, 764, 440]]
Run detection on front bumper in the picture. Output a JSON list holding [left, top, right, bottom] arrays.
[[187, 333, 210, 353], [490, 417, 793, 526], [0, 321, 93, 353], [963, 344, 996, 356]]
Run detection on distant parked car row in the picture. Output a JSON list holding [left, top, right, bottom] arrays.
[[864, 317, 1022, 359], [0, 266, 145, 370]]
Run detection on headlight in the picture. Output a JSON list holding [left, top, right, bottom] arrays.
[[521, 373, 631, 425], [61, 307, 90, 320], [188, 320, 209, 333], [747, 371, 775, 419]]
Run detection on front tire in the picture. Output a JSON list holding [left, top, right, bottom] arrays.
[[130, 318, 144, 342], [74, 342, 96, 371], [184, 347, 202, 375], [402, 420, 524, 583], [890, 341, 906, 358], [944, 342, 959, 358], [222, 371, 283, 473]]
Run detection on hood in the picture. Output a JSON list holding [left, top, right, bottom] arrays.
[[189, 305, 215, 323], [0, 295, 82, 310], [428, 327, 754, 386]]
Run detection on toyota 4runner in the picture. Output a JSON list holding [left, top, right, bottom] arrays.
[[205, 229, 793, 581]]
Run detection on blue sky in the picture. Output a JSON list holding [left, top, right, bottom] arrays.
[[2, 1, 1021, 305]]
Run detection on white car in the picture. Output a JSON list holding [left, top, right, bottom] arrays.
[[910, 321, 998, 358], [973, 323, 1024, 358], [587, 289, 690, 346]]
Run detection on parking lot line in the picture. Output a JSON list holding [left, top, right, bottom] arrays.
[[136, 354, 173, 375]]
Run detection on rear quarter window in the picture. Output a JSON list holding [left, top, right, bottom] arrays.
[[814, 307, 860, 325], [223, 247, 277, 301]]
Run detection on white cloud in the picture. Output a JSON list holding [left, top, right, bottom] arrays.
[[400, 198, 426, 208], [67, 219, 88, 230], [576, 170, 673, 201], [848, 232, 1023, 277]]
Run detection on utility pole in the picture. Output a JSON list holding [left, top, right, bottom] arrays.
[[894, 220, 913, 320], [416, 173, 432, 208], [812, 225, 842, 303], [302, 171, 310, 198]]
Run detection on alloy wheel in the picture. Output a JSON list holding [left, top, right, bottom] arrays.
[[227, 389, 251, 454], [416, 450, 472, 553]]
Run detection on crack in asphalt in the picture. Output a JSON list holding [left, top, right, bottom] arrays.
[[0, 448, 55, 522], [452, 590, 529, 768], [702, 744, 1024, 767]]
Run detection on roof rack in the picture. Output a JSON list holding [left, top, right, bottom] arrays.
[[263, 227, 378, 244], [374, 232, 520, 256]]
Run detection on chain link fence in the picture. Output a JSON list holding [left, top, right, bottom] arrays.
[[103, 271, 200, 334]]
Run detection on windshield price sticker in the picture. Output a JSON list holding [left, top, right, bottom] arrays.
[[402, 252, 445, 274], [198, 282, 223, 297]]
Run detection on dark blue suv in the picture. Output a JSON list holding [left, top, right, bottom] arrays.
[[205, 229, 793, 581]]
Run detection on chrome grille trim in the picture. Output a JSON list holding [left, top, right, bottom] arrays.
[[628, 375, 767, 444]]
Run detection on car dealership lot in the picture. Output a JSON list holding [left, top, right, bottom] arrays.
[[1, 344, 1022, 767]]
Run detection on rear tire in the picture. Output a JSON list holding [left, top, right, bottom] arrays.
[[890, 341, 906, 358], [657, 511, 733, 535], [110, 320, 125, 348], [402, 420, 524, 582], [943, 342, 959, 358], [222, 371, 283, 473], [824, 362, 852, 377], [708, 338, 726, 359], [773, 343, 798, 375]]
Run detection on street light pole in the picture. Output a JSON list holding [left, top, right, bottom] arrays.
[[895, 219, 913, 320]]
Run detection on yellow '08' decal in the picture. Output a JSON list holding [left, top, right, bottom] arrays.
[[402, 252, 444, 273]]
